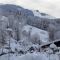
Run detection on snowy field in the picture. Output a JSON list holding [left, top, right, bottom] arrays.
[[22, 25, 49, 43], [0, 52, 60, 60]]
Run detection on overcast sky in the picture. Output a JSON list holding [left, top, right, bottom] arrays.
[[0, 0, 60, 18]]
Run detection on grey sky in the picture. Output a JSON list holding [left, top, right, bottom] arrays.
[[0, 0, 60, 18]]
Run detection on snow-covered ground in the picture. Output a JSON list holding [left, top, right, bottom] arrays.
[[0, 32, 59, 60], [22, 25, 49, 43], [0, 52, 60, 60]]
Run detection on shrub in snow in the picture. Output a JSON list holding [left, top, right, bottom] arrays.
[[18, 50, 24, 55], [56, 47, 60, 55], [30, 33, 41, 45], [49, 43, 58, 54], [28, 47, 35, 53], [9, 51, 15, 54], [58, 47, 60, 51], [50, 43, 57, 49], [45, 48, 53, 54], [48, 24, 56, 41]]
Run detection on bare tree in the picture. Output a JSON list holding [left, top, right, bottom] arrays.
[[6, 28, 12, 60], [48, 24, 56, 41], [0, 30, 6, 53], [31, 33, 41, 45]]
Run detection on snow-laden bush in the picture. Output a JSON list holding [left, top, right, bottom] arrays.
[[50, 43, 57, 50], [30, 33, 41, 44], [45, 48, 53, 54], [49, 43, 58, 54]]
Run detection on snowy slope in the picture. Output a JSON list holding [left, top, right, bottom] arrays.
[[0, 4, 55, 19], [0, 52, 59, 60], [22, 25, 49, 43], [32, 10, 55, 19]]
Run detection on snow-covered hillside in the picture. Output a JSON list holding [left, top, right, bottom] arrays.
[[22, 25, 49, 43], [32, 10, 55, 19]]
